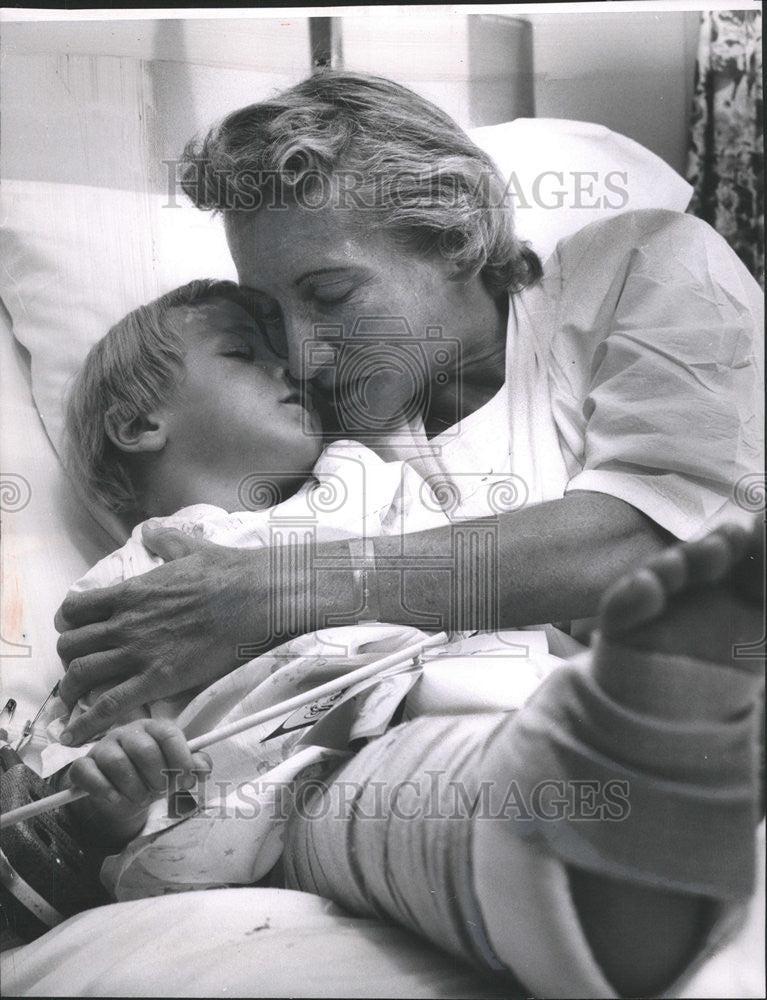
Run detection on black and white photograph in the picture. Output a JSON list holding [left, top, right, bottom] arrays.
[[0, 3, 764, 996]]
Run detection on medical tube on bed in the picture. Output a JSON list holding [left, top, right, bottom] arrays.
[[0, 633, 447, 830]]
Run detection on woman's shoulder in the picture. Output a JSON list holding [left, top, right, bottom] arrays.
[[523, 210, 705, 324], [539, 208, 761, 316], [549, 208, 716, 268], [519, 207, 762, 382]]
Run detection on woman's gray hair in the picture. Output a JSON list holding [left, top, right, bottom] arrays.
[[65, 278, 252, 523], [180, 72, 541, 296]]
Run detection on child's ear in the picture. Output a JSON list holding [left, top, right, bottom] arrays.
[[105, 408, 168, 454]]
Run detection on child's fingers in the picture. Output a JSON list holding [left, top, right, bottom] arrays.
[[114, 725, 170, 795], [90, 739, 154, 804], [191, 751, 213, 782], [144, 719, 199, 790], [69, 755, 128, 806]]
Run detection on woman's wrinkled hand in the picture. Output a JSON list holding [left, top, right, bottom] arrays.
[[54, 524, 291, 746]]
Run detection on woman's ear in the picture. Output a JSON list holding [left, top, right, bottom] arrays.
[[105, 407, 169, 454]]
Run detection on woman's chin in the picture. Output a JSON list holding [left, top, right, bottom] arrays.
[[339, 398, 419, 439], [301, 407, 324, 444]]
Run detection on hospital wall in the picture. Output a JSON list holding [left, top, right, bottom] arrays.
[[336, 10, 701, 174], [528, 10, 701, 175], [2, 11, 700, 182]]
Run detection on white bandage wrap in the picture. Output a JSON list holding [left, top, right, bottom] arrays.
[[282, 642, 762, 995]]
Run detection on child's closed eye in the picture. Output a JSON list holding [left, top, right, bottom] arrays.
[[221, 345, 255, 361]]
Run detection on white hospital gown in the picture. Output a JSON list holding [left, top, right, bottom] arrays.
[[509, 209, 764, 537], [40, 441, 458, 895], [43, 440, 452, 764], [396, 210, 763, 541]]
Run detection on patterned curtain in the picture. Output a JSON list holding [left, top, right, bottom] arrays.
[[687, 10, 763, 288]]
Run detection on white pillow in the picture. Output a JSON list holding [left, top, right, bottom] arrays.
[[1, 181, 235, 450], [470, 117, 692, 259]]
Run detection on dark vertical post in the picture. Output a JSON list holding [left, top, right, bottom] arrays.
[[310, 17, 336, 72]]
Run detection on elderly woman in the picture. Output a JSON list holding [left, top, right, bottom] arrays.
[[55, 73, 762, 743]]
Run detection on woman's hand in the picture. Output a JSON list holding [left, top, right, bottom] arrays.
[[67, 718, 212, 845], [55, 525, 336, 746]]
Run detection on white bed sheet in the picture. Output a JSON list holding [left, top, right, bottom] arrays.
[[0, 887, 510, 999]]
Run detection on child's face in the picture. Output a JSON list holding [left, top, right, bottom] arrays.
[[162, 298, 323, 504]]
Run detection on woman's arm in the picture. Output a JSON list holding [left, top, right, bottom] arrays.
[[55, 490, 668, 745], [367, 491, 669, 631]]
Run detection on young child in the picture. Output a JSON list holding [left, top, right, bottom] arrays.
[[49, 277, 452, 759], [52, 279, 764, 996], [64, 277, 445, 561], [39, 276, 455, 880]]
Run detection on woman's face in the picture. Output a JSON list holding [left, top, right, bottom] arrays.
[[224, 202, 496, 438]]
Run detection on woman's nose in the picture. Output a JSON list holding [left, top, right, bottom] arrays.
[[283, 313, 331, 383]]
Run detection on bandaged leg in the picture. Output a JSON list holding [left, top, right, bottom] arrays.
[[283, 523, 764, 997], [282, 652, 760, 996], [475, 638, 762, 997]]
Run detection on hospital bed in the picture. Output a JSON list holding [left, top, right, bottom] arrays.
[[0, 14, 763, 997]]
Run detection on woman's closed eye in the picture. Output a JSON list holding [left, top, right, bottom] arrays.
[[301, 272, 370, 308], [309, 284, 355, 306]]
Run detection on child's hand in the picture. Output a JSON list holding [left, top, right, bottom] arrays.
[[67, 718, 212, 827]]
